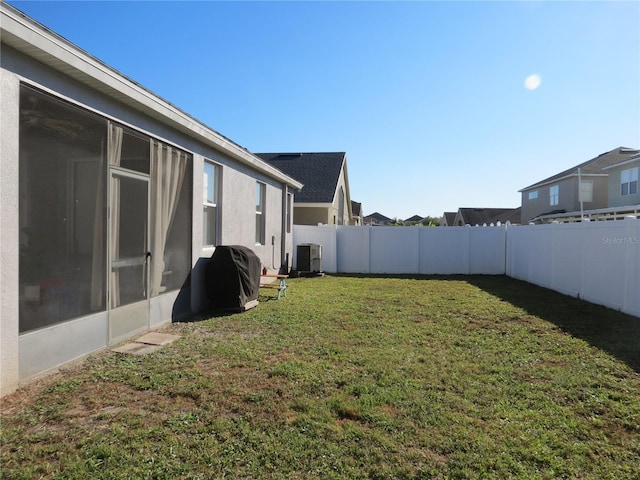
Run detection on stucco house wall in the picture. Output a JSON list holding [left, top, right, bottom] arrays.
[[0, 67, 20, 398], [605, 158, 640, 208], [332, 168, 352, 225], [519, 148, 639, 223], [0, 4, 301, 396], [294, 206, 331, 225], [521, 175, 609, 223]]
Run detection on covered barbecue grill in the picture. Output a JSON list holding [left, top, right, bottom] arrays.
[[205, 245, 261, 312]]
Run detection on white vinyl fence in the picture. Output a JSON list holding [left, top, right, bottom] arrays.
[[506, 219, 639, 318], [293, 219, 640, 318]]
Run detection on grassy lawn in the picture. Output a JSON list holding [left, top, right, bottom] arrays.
[[1, 275, 639, 479]]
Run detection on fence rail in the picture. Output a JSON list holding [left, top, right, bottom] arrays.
[[293, 219, 640, 318]]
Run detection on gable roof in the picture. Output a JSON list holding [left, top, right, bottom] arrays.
[[519, 147, 640, 192], [256, 152, 346, 203], [405, 215, 425, 223], [443, 212, 457, 226], [456, 207, 521, 226], [363, 212, 393, 225]]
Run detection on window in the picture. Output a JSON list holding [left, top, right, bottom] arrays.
[[621, 167, 639, 196], [286, 192, 293, 234], [549, 185, 559, 206], [528, 190, 538, 200], [255, 182, 265, 244], [579, 180, 593, 203], [203, 161, 220, 246]]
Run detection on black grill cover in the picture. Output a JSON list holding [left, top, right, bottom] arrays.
[[205, 245, 261, 311]]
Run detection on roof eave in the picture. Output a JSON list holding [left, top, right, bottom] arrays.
[[602, 156, 640, 171], [1, 3, 303, 190], [294, 202, 333, 208], [518, 173, 608, 192]]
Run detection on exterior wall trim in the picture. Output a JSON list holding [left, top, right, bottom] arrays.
[[602, 157, 640, 170], [519, 173, 608, 192]]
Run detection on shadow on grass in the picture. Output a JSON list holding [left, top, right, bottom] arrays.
[[465, 275, 640, 374], [332, 273, 640, 373]]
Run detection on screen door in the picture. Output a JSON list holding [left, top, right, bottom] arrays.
[[108, 168, 150, 343]]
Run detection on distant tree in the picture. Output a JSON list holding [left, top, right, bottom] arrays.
[[423, 216, 442, 227], [387, 216, 443, 227]]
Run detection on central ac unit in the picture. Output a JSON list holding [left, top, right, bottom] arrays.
[[297, 243, 322, 272]]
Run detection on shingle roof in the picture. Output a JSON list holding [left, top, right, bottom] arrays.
[[520, 147, 640, 191], [405, 215, 425, 223], [443, 212, 457, 225], [363, 212, 393, 225], [256, 152, 346, 203], [458, 207, 521, 226]]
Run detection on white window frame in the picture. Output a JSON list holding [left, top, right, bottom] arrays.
[[528, 190, 538, 200], [203, 161, 220, 247], [549, 185, 559, 206], [255, 182, 266, 245], [621, 167, 639, 196]]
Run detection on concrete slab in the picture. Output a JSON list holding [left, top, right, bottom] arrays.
[[111, 331, 180, 356], [135, 332, 180, 346], [112, 343, 162, 355]]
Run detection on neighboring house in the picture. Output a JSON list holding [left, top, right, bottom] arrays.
[[351, 201, 363, 226], [452, 208, 521, 226], [603, 152, 640, 208], [404, 215, 425, 224], [363, 212, 393, 226], [519, 147, 639, 223], [442, 212, 457, 226], [256, 152, 354, 226], [0, 3, 302, 397]]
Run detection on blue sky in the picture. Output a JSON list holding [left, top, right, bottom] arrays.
[[9, 0, 640, 218]]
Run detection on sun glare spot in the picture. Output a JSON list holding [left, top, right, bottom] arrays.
[[525, 74, 542, 90]]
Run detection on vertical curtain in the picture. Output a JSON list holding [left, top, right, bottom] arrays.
[[107, 124, 123, 308], [150, 140, 187, 296]]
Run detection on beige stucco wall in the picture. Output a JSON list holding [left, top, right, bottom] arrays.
[[333, 167, 351, 225], [607, 162, 640, 208], [521, 175, 610, 222], [294, 206, 331, 225]]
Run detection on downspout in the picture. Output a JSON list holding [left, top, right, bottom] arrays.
[[280, 184, 288, 271]]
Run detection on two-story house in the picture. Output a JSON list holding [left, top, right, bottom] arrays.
[[519, 147, 640, 223], [603, 152, 640, 208]]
